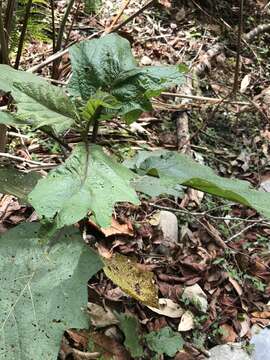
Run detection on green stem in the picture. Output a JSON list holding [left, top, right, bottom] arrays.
[[14, 0, 33, 69]]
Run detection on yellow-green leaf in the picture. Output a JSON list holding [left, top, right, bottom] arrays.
[[103, 253, 158, 307]]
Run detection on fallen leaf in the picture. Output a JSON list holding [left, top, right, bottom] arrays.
[[101, 217, 134, 237], [251, 311, 270, 319], [240, 73, 251, 93], [182, 284, 208, 312], [239, 315, 250, 337], [178, 311, 194, 331], [103, 253, 159, 307], [147, 298, 184, 318], [229, 277, 243, 297], [219, 324, 237, 343], [87, 303, 119, 328]]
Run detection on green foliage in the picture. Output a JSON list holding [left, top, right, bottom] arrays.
[[68, 33, 185, 123], [0, 222, 103, 360], [29, 144, 140, 228], [117, 313, 144, 358], [127, 149, 270, 219], [0, 65, 77, 134], [0, 167, 40, 202], [145, 326, 184, 357], [1, 33, 270, 358]]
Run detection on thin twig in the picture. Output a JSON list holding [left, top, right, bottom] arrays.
[[64, 0, 82, 48], [28, 0, 156, 73], [161, 92, 250, 106], [232, 0, 244, 95], [105, 0, 132, 33], [0, 152, 56, 166], [15, 0, 33, 69]]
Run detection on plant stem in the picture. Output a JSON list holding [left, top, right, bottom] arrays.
[[0, 0, 8, 152], [232, 0, 244, 95], [0, 0, 9, 64], [4, 0, 16, 45], [14, 0, 33, 69], [50, 0, 56, 52], [52, 0, 75, 78], [64, 0, 81, 48]]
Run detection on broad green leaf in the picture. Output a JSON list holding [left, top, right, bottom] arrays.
[[29, 144, 140, 228], [145, 326, 184, 357], [68, 34, 185, 123], [116, 313, 143, 358], [0, 222, 103, 360], [103, 253, 159, 307], [81, 90, 120, 122], [0, 65, 77, 133], [128, 150, 270, 219], [131, 175, 184, 197], [0, 167, 40, 202]]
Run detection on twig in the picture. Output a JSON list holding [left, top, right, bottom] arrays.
[[64, 0, 82, 48], [0, 152, 56, 166], [112, 0, 156, 32], [244, 23, 270, 42], [15, 0, 33, 69], [4, 0, 16, 45], [161, 92, 250, 106], [27, 31, 102, 73], [225, 223, 258, 243], [105, 0, 132, 33], [27, 0, 156, 73], [232, 0, 244, 95]]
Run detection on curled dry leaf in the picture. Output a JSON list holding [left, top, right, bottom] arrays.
[[101, 217, 134, 237], [178, 311, 194, 332], [87, 303, 119, 328], [182, 284, 208, 313], [219, 324, 237, 343], [147, 298, 184, 318], [103, 253, 159, 307]]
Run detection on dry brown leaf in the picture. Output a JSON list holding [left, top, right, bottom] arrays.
[[228, 277, 243, 297], [219, 324, 237, 343], [101, 217, 133, 237], [251, 311, 270, 319], [147, 298, 184, 318], [178, 311, 194, 331]]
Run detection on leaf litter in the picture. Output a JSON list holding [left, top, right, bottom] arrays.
[[2, 0, 270, 359]]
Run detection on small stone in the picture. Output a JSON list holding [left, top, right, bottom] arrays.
[[158, 210, 178, 244], [140, 55, 152, 66]]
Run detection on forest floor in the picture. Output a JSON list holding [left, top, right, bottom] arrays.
[[2, 0, 270, 359]]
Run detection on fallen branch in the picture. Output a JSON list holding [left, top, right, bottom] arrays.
[[0, 152, 56, 166], [244, 23, 270, 42], [161, 92, 250, 106]]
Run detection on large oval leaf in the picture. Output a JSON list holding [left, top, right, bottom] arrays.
[[29, 144, 140, 228], [128, 149, 270, 219], [0, 222, 103, 360], [0, 65, 77, 134], [68, 33, 185, 123]]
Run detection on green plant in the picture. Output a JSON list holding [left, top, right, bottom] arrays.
[[1, 33, 270, 358]]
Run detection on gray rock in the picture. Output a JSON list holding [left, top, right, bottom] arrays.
[[250, 326, 270, 359], [209, 343, 251, 360], [158, 210, 178, 244]]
